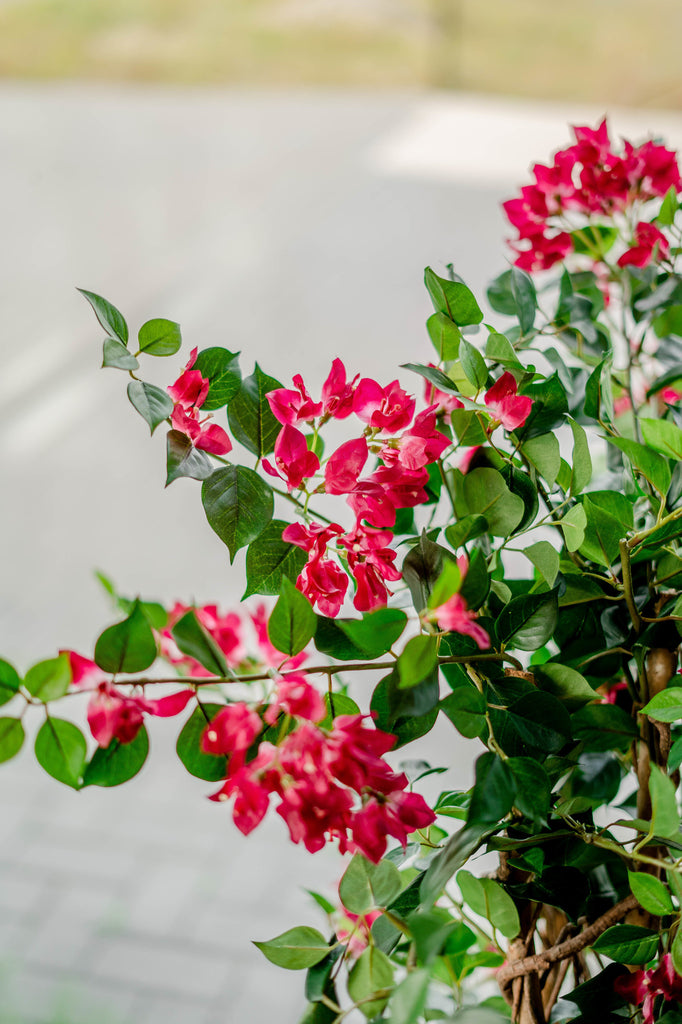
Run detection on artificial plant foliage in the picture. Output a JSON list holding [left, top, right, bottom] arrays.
[[8, 118, 682, 1023]]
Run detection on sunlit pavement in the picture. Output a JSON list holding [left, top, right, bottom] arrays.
[[1, 85, 681, 1023]]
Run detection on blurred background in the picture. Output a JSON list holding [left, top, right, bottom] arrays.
[[1, 2, 682, 1023]]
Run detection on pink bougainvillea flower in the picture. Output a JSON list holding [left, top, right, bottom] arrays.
[[264, 673, 326, 726], [662, 387, 682, 403], [618, 221, 670, 268], [336, 907, 381, 958], [167, 348, 209, 410], [324, 437, 369, 495], [170, 405, 232, 456], [428, 592, 490, 650], [353, 378, 415, 434], [502, 185, 550, 240], [201, 703, 263, 756], [391, 405, 451, 471], [367, 464, 430, 514], [511, 229, 573, 272], [209, 741, 278, 834], [87, 683, 194, 748], [262, 424, 320, 491], [266, 375, 323, 426], [338, 525, 401, 612], [458, 445, 482, 474], [60, 650, 102, 690], [321, 358, 358, 419], [297, 556, 349, 618], [283, 520, 344, 558], [351, 790, 436, 864], [484, 372, 532, 431], [615, 954, 682, 1024]]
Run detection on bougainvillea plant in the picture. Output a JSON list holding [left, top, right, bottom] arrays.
[[6, 119, 682, 1023]]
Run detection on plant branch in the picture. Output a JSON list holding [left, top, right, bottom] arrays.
[[620, 538, 642, 634], [497, 895, 637, 988]]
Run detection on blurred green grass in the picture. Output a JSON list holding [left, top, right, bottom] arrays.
[[0, 0, 680, 108]]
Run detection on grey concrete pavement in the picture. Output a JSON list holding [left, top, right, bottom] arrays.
[[2, 84, 680, 1023]]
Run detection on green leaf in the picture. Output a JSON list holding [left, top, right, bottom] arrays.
[[487, 270, 516, 315], [421, 823, 491, 906], [673, 922, 682, 977], [459, 547, 490, 610], [658, 186, 679, 227], [569, 419, 593, 495], [243, 519, 306, 598], [402, 362, 460, 396], [193, 347, 242, 410], [642, 686, 682, 723], [0, 659, 20, 707], [335, 608, 408, 660], [165, 430, 213, 486], [584, 355, 614, 423], [496, 692, 570, 755], [78, 288, 128, 345], [83, 727, 149, 787], [467, 753, 514, 825], [486, 329, 522, 368], [654, 305, 682, 339], [171, 610, 228, 676], [268, 578, 316, 656], [508, 757, 551, 822], [501, 465, 538, 535], [427, 559, 462, 610], [94, 600, 157, 674], [426, 312, 461, 361], [462, 468, 524, 537], [628, 871, 674, 916], [402, 532, 453, 611], [202, 464, 273, 562], [24, 653, 72, 702], [558, 503, 587, 551], [0, 718, 24, 763], [102, 338, 138, 370], [459, 338, 488, 390], [445, 515, 488, 551], [457, 870, 520, 939], [424, 268, 483, 326], [578, 496, 624, 567], [650, 765, 680, 839], [607, 435, 671, 496], [339, 855, 401, 915], [176, 703, 228, 781], [592, 924, 659, 964], [522, 433, 561, 488], [572, 704, 639, 752], [318, 692, 361, 730], [496, 590, 558, 651], [511, 266, 536, 335], [227, 364, 282, 456], [524, 541, 560, 587], [127, 380, 173, 434], [34, 718, 86, 789], [641, 417, 682, 460], [450, 409, 488, 446], [137, 318, 181, 357], [440, 687, 487, 739], [254, 927, 330, 970], [534, 662, 598, 710], [518, 373, 568, 439], [348, 946, 394, 1019], [397, 635, 439, 689], [387, 968, 429, 1024]]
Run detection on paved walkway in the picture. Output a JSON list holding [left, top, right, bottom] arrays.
[[1, 85, 681, 1023]]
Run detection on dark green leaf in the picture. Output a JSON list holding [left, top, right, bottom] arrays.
[[24, 653, 72, 702], [424, 268, 483, 326], [83, 727, 149, 787], [496, 590, 558, 651], [94, 600, 157, 674], [534, 662, 598, 710], [522, 433, 561, 488], [607, 435, 671, 496], [336, 608, 408, 660], [137, 318, 181, 357], [462, 468, 524, 537], [569, 418, 593, 496], [501, 465, 538, 535], [318, 692, 361, 730], [202, 465, 273, 561], [649, 765, 680, 839], [508, 757, 551, 822], [227, 364, 282, 456], [243, 519, 306, 598], [127, 380, 173, 434], [459, 547, 490, 610], [102, 338, 138, 370], [402, 362, 460, 395], [572, 704, 639, 752], [584, 355, 614, 423], [0, 718, 24, 763], [440, 687, 486, 739], [495, 691, 571, 756], [524, 541, 560, 587], [592, 924, 658, 964], [511, 266, 536, 335], [487, 270, 516, 315], [402, 532, 453, 611], [176, 703, 228, 781], [421, 823, 492, 905], [467, 752, 514, 825], [578, 496, 624, 567], [192, 347, 242, 410], [78, 288, 128, 345], [165, 430, 213, 486], [445, 515, 488, 550], [459, 339, 488, 390], [517, 373, 568, 439], [34, 718, 86, 789], [268, 578, 316, 657], [171, 610, 228, 676], [254, 927, 330, 970]]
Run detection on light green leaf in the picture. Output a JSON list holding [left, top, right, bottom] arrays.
[[522, 433, 561, 488], [397, 635, 439, 689], [339, 855, 401, 915], [607, 435, 671, 496], [102, 338, 138, 370], [268, 578, 316, 656], [642, 686, 682, 723], [94, 600, 157, 674], [628, 871, 674, 916], [569, 419, 592, 495], [558, 503, 587, 551], [641, 417, 682, 461], [137, 318, 181, 357], [127, 380, 173, 434], [462, 468, 524, 537], [650, 765, 680, 840], [592, 924, 658, 964], [524, 541, 559, 587], [459, 339, 488, 390], [348, 946, 394, 1019], [24, 653, 72, 702], [457, 870, 520, 939], [424, 268, 483, 327], [254, 927, 330, 971], [0, 718, 24, 763], [34, 718, 86, 789]]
